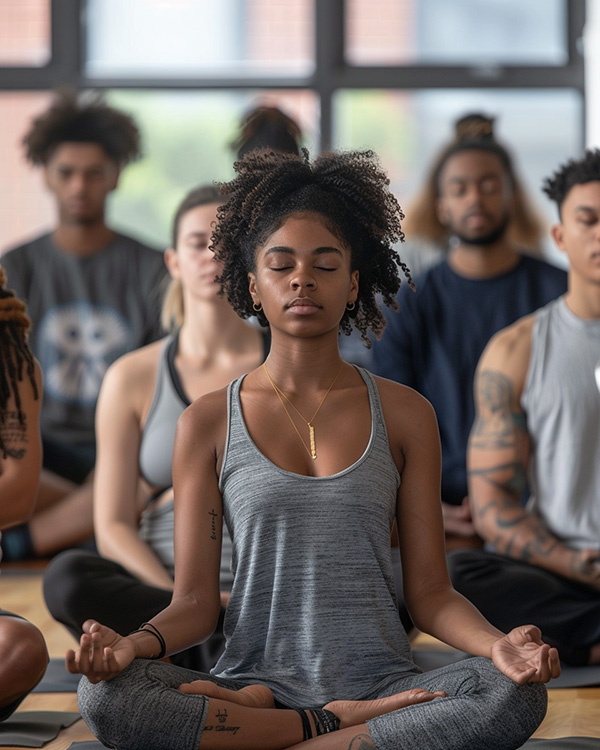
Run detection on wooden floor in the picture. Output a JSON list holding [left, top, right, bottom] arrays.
[[1, 566, 600, 748]]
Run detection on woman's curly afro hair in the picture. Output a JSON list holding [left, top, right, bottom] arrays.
[[211, 148, 413, 346]]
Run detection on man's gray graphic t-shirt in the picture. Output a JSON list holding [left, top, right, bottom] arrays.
[[1, 232, 166, 445]]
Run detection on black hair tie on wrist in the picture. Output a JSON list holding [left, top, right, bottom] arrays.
[[128, 622, 167, 660]]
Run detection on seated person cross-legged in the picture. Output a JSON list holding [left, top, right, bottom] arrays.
[[0, 265, 48, 720], [43, 185, 268, 673], [67, 150, 557, 750], [449, 149, 600, 667]]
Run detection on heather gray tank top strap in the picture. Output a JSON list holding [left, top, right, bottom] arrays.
[[138, 334, 185, 489], [216, 367, 415, 707]]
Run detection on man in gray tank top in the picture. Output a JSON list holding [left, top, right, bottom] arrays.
[[448, 148, 600, 667]]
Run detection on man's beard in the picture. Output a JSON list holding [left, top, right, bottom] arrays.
[[452, 212, 511, 247]]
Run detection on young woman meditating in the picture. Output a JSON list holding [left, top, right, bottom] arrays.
[[69, 149, 558, 750], [44, 185, 267, 671]]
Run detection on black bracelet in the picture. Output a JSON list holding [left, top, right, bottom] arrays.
[[128, 622, 167, 660]]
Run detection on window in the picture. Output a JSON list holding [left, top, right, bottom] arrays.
[[345, 0, 567, 66], [0, 0, 50, 67], [85, 0, 314, 78], [0, 0, 586, 255]]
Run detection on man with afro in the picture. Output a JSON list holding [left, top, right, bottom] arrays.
[[0, 89, 166, 561]]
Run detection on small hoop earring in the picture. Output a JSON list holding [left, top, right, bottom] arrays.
[[346, 302, 355, 311], [253, 302, 263, 312]]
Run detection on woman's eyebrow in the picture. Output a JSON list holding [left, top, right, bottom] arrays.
[[264, 246, 343, 257]]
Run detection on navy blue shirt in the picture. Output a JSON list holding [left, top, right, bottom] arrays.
[[372, 255, 568, 506]]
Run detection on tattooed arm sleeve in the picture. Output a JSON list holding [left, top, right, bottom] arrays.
[[468, 358, 599, 588]]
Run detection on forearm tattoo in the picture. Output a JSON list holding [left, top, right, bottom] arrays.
[[467, 369, 560, 562], [208, 509, 218, 541], [349, 734, 375, 749], [0, 410, 28, 459]]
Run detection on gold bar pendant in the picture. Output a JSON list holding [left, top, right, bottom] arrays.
[[309, 424, 316, 459]]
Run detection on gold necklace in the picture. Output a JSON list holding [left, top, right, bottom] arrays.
[[262, 361, 344, 460]]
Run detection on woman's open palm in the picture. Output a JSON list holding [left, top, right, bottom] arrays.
[[66, 620, 137, 684], [491, 625, 561, 685]]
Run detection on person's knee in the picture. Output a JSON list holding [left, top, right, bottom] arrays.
[[79, 660, 210, 750], [479, 660, 548, 743], [0, 618, 48, 704], [43, 549, 97, 626], [516, 682, 548, 737]]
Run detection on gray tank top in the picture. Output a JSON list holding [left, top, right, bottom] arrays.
[[522, 297, 600, 548], [139, 335, 183, 490], [137, 333, 233, 589], [214, 366, 415, 706]]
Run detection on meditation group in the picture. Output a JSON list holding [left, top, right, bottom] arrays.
[[0, 88, 599, 750]]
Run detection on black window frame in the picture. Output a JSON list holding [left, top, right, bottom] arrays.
[[0, 0, 587, 150]]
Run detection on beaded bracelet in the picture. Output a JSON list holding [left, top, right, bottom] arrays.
[[128, 622, 167, 660]]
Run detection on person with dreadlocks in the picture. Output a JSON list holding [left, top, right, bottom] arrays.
[[0, 89, 166, 561], [0, 265, 48, 719], [448, 148, 600, 668], [373, 113, 567, 561], [67, 149, 556, 750]]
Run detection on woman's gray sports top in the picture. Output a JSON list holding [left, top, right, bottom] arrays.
[[214, 366, 416, 706]]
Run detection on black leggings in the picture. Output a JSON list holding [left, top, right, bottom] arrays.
[[448, 549, 600, 666], [42, 549, 226, 672]]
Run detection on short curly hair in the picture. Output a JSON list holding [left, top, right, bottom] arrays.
[[542, 148, 600, 217], [211, 149, 413, 346], [23, 88, 141, 167]]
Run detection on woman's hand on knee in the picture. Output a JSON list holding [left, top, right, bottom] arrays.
[[491, 625, 561, 685], [66, 620, 136, 683]]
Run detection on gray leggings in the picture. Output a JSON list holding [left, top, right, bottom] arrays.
[[78, 657, 547, 750]]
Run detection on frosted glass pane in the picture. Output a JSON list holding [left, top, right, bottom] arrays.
[[85, 0, 314, 78], [346, 0, 567, 66]]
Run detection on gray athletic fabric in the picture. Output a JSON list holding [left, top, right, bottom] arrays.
[[139, 497, 233, 591], [521, 297, 600, 548], [214, 367, 414, 706], [137, 332, 233, 589], [78, 367, 547, 750], [138, 335, 181, 490], [78, 655, 547, 750], [1, 232, 165, 446]]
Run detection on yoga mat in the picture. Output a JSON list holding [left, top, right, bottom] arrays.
[[67, 743, 109, 749], [548, 664, 600, 689], [0, 710, 80, 748], [413, 649, 600, 689], [32, 658, 81, 693], [520, 739, 600, 748]]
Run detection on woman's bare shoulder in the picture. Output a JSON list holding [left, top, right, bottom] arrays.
[[102, 338, 165, 396], [178, 385, 230, 432], [372, 373, 435, 416]]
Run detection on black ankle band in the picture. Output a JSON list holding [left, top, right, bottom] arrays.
[[295, 708, 340, 740], [309, 708, 341, 736]]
